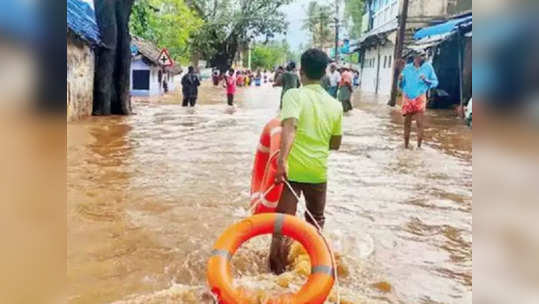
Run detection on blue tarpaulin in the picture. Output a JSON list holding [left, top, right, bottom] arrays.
[[414, 16, 472, 40], [67, 0, 101, 45]]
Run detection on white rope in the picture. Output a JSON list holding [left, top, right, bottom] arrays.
[[247, 146, 340, 302], [283, 180, 341, 304], [247, 184, 276, 214]]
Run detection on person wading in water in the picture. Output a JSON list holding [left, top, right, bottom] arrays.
[[273, 61, 301, 109], [269, 49, 343, 274], [223, 68, 237, 106], [399, 53, 439, 149], [327, 63, 341, 98], [181, 66, 201, 107], [337, 67, 353, 112]]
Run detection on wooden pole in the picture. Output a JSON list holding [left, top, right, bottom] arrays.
[[335, 0, 340, 63], [388, 0, 410, 106], [457, 30, 464, 111]]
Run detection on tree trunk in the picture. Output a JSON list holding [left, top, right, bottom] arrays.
[[210, 42, 239, 73], [93, 0, 135, 116]]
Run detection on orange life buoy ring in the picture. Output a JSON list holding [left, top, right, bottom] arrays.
[[207, 213, 335, 304], [250, 118, 284, 214]]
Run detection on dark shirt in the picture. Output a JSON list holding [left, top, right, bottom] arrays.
[[280, 71, 301, 101], [181, 73, 200, 98]]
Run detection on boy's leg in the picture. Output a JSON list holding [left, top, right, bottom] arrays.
[[404, 114, 412, 149], [415, 112, 424, 148], [182, 97, 189, 107], [227, 94, 234, 106], [269, 181, 302, 275], [302, 183, 327, 228]]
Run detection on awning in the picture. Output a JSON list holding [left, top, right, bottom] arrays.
[[413, 15, 472, 40]]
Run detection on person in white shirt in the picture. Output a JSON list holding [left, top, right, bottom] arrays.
[[328, 64, 341, 98]]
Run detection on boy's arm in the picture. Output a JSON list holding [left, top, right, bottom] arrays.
[[275, 90, 301, 183], [276, 118, 297, 183], [330, 135, 342, 150], [330, 111, 343, 150]]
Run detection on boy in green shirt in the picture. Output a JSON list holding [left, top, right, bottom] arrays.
[[269, 49, 343, 274]]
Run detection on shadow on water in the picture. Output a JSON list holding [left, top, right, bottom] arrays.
[[68, 82, 471, 304]]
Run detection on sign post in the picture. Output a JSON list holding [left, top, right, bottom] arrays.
[[157, 48, 174, 67]]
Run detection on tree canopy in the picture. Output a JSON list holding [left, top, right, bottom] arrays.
[[186, 0, 293, 71], [302, 1, 334, 49], [343, 0, 365, 39], [130, 0, 203, 64], [246, 40, 298, 70]]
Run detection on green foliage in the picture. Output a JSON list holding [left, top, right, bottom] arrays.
[[343, 0, 365, 39], [130, 0, 203, 64], [247, 40, 297, 70], [303, 1, 334, 49], [342, 51, 359, 64], [186, 0, 293, 70]]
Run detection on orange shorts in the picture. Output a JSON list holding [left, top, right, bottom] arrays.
[[401, 94, 426, 116]]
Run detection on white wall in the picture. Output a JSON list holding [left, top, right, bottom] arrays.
[[372, 0, 399, 31], [360, 44, 395, 95], [130, 58, 162, 97]]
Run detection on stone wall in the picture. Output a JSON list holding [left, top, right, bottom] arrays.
[[67, 32, 95, 121]]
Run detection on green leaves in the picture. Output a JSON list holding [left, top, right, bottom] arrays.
[[130, 0, 203, 64], [248, 41, 295, 70], [188, 0, 292, 69], [343, 0, 365, 39], [303, 1, 334, 49]]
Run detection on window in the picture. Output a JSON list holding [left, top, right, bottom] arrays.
[[388, 55, 392, 68], [133, 70, 150, 90], [383, 56, 387, 68]]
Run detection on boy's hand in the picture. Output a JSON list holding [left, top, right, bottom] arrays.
[[275, 160, 288, 184]]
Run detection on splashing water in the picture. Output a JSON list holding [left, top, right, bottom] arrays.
[[68, 83, 472, 304]]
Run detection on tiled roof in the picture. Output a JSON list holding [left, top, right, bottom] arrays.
[[131, 36, 183, 74], [131, 36, 161, 65], [67, 0, 101, 45]]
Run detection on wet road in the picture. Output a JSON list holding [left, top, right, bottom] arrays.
[[68, 82, 472, 304]]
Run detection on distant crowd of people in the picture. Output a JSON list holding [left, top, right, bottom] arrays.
[[205, 62, 360, 113], [211, 68, 276, 89]]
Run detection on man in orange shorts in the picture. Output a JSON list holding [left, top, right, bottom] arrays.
[[399, 53, 438, 148]]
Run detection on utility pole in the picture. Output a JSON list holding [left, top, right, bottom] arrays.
[[248, 39, 253, 70], [388, 0, 410, 106], [334, 0, 340, 63]]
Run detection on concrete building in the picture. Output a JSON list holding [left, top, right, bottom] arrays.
[[67, 0, 101, 121], [356, 0, 472, 97], [130, 36, 182, 97]]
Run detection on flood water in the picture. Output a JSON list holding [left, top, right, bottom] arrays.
[[68, 82, 472, 304]]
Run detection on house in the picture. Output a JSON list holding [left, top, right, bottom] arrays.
[[130, 36, 183, 97], [355, 0, 472, 96], [410, 12, 472, 107], [67, 0, 101, 121]]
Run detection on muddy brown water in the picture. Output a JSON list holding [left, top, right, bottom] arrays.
[[68, 82, 472, 304]]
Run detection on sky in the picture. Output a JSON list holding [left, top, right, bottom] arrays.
[[279, 0, 349, 51], [279, 0, 328, 51]]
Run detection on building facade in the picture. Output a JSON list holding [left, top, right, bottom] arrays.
[[356, 0, 471, 97], [67, 0, 101, 121]]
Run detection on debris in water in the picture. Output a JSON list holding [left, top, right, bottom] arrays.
[[371, 281, 392, 293]]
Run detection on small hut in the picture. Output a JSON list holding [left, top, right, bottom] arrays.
[[130, 36, 182, 97]]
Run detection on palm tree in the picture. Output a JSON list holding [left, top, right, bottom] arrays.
[[302, 1, 334, 49]]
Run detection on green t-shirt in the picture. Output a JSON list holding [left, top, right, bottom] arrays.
[[280, 84, 343, 183]]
